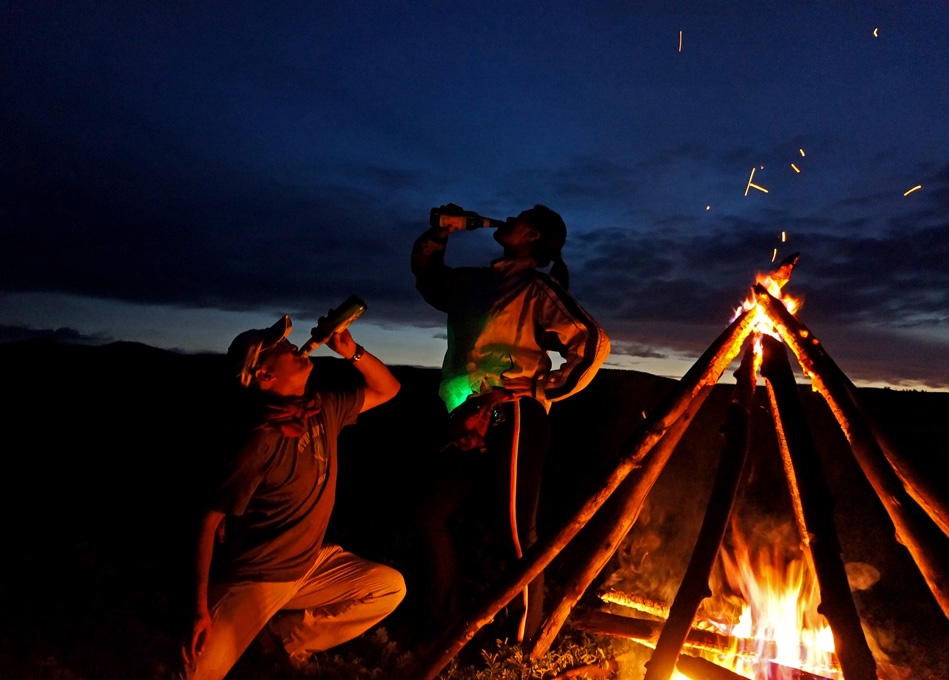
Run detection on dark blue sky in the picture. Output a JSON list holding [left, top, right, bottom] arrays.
[[2, 2, 947, 389]]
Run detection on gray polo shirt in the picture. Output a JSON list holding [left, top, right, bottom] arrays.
[[211, 387, 364, 582]]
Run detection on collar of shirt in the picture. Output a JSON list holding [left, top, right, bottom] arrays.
[[489, 256, 537, 276]]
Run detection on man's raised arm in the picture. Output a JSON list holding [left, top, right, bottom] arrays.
[[326, 330, 400, 413]]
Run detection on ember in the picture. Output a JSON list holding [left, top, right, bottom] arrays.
[[745, 167, 769, 195]]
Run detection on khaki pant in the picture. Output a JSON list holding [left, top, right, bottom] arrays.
[[184, 544, 405, 680]]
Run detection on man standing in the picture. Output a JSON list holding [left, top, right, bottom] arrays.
[[412, 204, 610, 642], [181, 315, 404, 679]]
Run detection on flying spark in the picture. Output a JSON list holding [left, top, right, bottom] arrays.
[[745, 168, 769, 195], [679, 31, 682, 52], [903, 185, 922, 196], [772, 249, 777, 263], [799, 149, 805, 157], [874, 28, 879, 37], [782, 231, 786, 242], [791, 163, 800, 173]]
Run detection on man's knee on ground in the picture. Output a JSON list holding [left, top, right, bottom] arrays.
[[376, 564, 407, 613]]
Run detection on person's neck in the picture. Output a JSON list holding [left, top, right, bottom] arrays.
[[261, 382, 308, 399], [492, 254, 536, 267], [500, 246, 537, 262]]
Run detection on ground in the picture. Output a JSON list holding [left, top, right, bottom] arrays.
[[1, 340, 946, 679]]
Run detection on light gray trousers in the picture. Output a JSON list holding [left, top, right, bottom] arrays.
[[184, 544, 406, 680]]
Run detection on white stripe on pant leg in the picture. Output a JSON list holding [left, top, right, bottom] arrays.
[[506, 399, 530, 643]]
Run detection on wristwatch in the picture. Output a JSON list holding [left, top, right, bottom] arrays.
[[350, 344, 365, 363]]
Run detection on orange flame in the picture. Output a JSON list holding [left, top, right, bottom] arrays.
[[702, 521, 841, 679], [732, 257, 803, 338], [699, 263, 837, 678]]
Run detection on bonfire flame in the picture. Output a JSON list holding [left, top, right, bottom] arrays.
[[604, 519, 841, 679], [610, 256, 849, 679], [733, 252, 803, 340], [711, 256, 840, 678], [704, 520, 841, 679]]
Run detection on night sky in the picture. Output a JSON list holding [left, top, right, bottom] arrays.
[[2, 2, 947, 390]]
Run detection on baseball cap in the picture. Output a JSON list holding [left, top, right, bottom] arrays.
[[227, 315, 293, 387]]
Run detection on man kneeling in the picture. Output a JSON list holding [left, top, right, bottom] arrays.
[[181, 316, 404, 679]]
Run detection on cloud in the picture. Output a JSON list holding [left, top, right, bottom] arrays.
[[608, 340, 668, 360], [0, 324, 112, 345], [0, 169, 423, 312], [813, 322, 949, 390], [3, 144, 946, 372]]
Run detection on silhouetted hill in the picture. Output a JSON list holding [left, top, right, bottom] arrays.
[[0, 340, 946, 678]]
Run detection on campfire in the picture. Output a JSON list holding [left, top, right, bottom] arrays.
[[415, 255, 949, 680], [595, 517, 842, 680], [556, 255, 858, 680]]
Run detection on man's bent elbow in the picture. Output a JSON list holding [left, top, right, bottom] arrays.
[[385, 380, 401, 404], [362, 380, 400, 412]]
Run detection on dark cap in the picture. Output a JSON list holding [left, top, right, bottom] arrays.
[[521, 205, 566, 266], [227, 315, 293, 387]]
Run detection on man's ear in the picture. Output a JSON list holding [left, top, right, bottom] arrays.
[[526, 227, 541, 242], [254, 367, 275, 384]]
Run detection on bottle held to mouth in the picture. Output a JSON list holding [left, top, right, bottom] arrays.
[[297, 295, 368, 355], [430, 205, 506, 231]]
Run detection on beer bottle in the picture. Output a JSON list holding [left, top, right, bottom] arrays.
[[297, 295, 368, 355], [429, 206, 506, 231]]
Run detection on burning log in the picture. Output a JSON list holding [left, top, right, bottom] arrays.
[[570, 610, 836, 680], [643, 343, 758, 680], [599, 590, 671, 619], [677, 654, 835, 680], [570, 608, 732, 650], [767, 661, 837, 680], [756, 285, 949, 620], [759, 334, 878, 680], [675, 654, 751, 680], [412, 310, 758, 680], [530, 384, 714, 659]]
